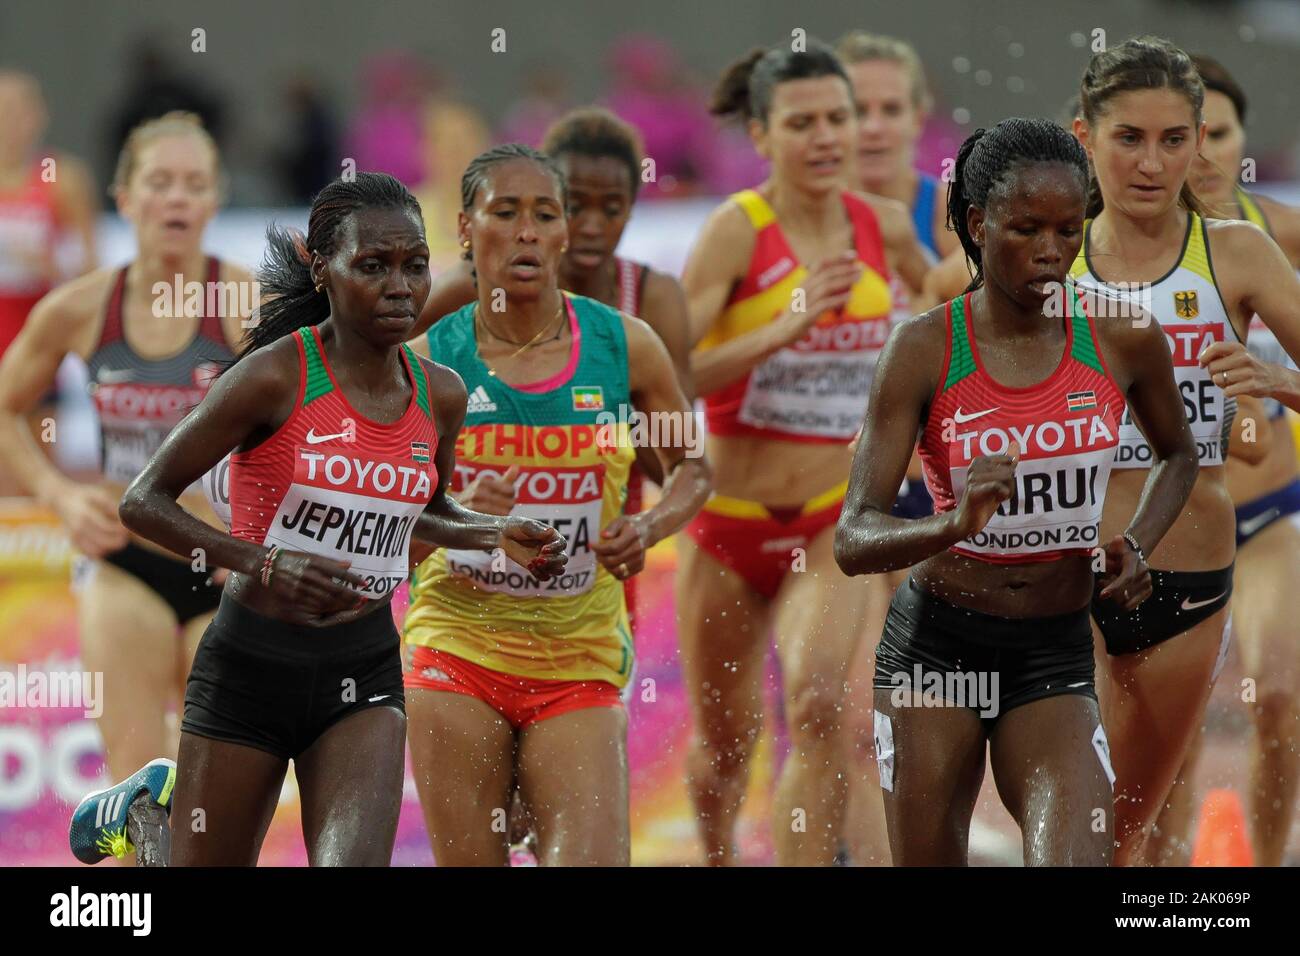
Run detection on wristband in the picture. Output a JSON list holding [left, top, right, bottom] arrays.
[[1121, 531, 1146, 566], [260, 545, 281, 587]]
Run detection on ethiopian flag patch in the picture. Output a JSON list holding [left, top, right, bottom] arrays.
[[411, 441, 431, 463], [572, 386, 604, 411]]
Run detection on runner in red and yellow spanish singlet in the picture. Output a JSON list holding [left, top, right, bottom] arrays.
[[679, 41, 929, 867]]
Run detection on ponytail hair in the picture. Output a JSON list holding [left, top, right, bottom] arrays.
[[235, 172, 422, 365], [709, 40, 849, 125], [947, 117, 1089, 292], [1078, 35, 1207, 218]]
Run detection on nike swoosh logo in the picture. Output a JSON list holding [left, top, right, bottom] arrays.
[[368, 694, 390, 703], [1237, 508, 1281, 538], [1182, 592, 1227, 612], [305, 428, 350, 444], [952, 406, 1000, 424]]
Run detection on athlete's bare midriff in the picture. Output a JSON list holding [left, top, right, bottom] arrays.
[[706, 432, 853, 505], [1104, 467, 1235, 570], [912, 551, 1096, 619]]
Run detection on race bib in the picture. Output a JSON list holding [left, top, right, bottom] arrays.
[[444, 461, 604, 598], [1115, 321, 1228, 468], [262, 447, 433, 599], [945, 405, 1119, 558], [738, 316, 887, 439], [202, 452, 232, 528]]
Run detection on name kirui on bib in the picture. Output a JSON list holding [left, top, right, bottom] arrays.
[[950, 406, 1119, 557], [264, 446, 432, 598]]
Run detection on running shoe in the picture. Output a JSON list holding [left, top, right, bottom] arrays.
[[69, 758, 176, 864]]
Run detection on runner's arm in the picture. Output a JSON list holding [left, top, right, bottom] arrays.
[[0, 282, 87, 504], [834, 313, 968, 574], [1096, 306, 1198, 559], [625, 316, 712, 546], [118, 344, 298, 575]]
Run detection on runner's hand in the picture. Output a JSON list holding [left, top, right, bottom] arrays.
[[498, 517, 568, 579], [773, 252, 862, 347], [1096, 534, 1151, 611], [592, 514, 650, 580], [954, 447, 1020, 536], [1199, 341, 1284, 400], [456, 465, 519, 516], [265, 550, 368, 617], [59, 483, 130, 558]]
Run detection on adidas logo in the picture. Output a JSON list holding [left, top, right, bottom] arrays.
[[95, 791, 127, 828], [466, 384, 498, 414]]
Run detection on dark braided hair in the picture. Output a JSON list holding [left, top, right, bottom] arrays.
[[710, 40, 849, 125], [237, 172, 422, 364], [460, 143, 567, 213], [1079, 36, 1207, 218], [541, 107, 644, 200], [947, 117, 1089, 292]]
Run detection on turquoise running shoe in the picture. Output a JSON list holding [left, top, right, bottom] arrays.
[[69, 758, 176, 864]]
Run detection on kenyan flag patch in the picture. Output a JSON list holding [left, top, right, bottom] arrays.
[[572, 386, 604, 411], [411, 441, 431, 463]]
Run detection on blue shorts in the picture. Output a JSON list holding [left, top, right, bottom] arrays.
[[1235, 477, 1300, 548]]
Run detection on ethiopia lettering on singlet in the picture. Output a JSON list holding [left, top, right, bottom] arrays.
[[262, 447, 432, 598], [1115, 321, 1230, 467], [944, 404, 1120, 557], [442, 422, 622, 598], [737, 313, 889, 439]]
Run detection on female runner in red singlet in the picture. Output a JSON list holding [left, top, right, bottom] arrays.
[[106, 171, 564, 865], [835, 117, 1197, 865], [0, 113, 246, 807]]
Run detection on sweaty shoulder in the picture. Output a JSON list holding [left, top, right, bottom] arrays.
[[1204, 215, 1275, 265], [1080, 287, 1160, 390], [885, 304, 948, 395], [417, 354, 468, 430], [640, 268, 685, 313], [689, 198, 757, 273]]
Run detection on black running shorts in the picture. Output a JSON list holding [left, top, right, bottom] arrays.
[[1091, 564, 1233, 656], [874, 577, 1097, 726], [182, 594, 405, 760]]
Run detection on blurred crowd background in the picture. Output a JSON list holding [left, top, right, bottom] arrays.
[[4, 0, 1300, 254]]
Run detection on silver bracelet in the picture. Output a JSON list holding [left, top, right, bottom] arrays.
[[1121, 531, 1146, 566]]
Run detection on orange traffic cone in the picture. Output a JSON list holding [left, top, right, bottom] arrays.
[[1190, 788, 1253, 866]]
